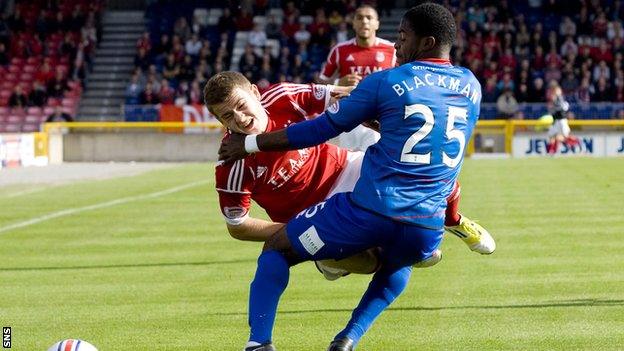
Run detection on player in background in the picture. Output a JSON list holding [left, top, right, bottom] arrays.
[[219, 4, 489, 350], [206, 72, 494, 279], [546, 81, 580, 154], [317, 5, 395, 152]]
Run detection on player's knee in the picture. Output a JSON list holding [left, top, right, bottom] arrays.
[[325, 248, 381, 274]]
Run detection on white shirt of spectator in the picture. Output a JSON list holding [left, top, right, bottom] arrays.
[[294, 27, 311, 44], [248, 26, 267, 48], [185, 38, 202, 56]]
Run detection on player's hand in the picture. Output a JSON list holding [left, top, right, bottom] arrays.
[[338, 73, 362, 87], [330, 85, 355, 99], [362, 119, 380, 132], [218, 133, 248, 163]]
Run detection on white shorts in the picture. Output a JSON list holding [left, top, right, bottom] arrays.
[[325, 151, 364, 199], [336, 125, 380, 152], [548, 119, 571, 138]]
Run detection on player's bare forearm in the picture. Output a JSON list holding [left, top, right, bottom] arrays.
[[226, 217, 284, 242], [218, 130, 291, 163]]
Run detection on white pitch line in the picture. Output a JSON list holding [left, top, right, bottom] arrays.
[[4, 186, 49, 198], [0, 179, 210, 235]]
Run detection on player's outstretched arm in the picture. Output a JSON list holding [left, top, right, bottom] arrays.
[[226, 217, 284, 242]]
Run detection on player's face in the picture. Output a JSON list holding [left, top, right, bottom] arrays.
[[211, 85, 268, 135], [395, 19, 433, 65], [353, 7, 379, 39]]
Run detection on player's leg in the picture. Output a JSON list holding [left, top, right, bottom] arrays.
[[245, 193, 392, 350], [444, 181, 496, 254], [330, 224, 444, 350]]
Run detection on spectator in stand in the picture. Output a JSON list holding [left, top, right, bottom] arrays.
[[576, 77, 592, 103], [592, 77, 612, 101], [153, 34, 171, 61], [158, 79, 175, 105], [134, 47, 150, 71], [281, 14, 298, 40], [235, 9, 254, 31], [185, 33, 202, 57], [0, 42, 8, 66], [559, 16, 577, 37], [28, 81, 48, 107], [125, 73, 142, 105], [560, 72, 580, 96], [593, 60, 611, 82], [137, 31, 151, 52], [482, 77, 498, 103], [46, 106, 74, 122], [239, 45, 260, 81], [248, 24, 267, 50], [217, 8, 236, 35], [496, 89, 519, 119], [187, 80, 202, 105], [47, 70, 69, 98], [265, 14, 281, 40], [162, 53, 180, 83], [335, 22, 349, 43], [529, 77, 546, 102], [173, 17, 191, 41], [9, 85, 28, 109], [178, 55, 196, 82], [140, 82, 159, 104], [294, 23, 311, 44], [516, 83, 530, 103]]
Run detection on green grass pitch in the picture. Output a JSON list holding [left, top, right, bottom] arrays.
[[1, 158, 624, 350]]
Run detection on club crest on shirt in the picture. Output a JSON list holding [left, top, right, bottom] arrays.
[[313, 85, 325, 100], [376, 51, 385, 62], [328, 101, 340, 114]]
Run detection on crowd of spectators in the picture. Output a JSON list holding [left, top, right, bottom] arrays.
[[0, 0, 103, 129], [127, 0, 624, 119]]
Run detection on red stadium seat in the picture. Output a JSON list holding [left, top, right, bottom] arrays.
[[6, 115, 24, 124], [20, 73, 34, 82], [4, 124, 22, 133], [24, 114, 39, 123], [26, 107, 43, 116], [21, 124, 40, 132], [5, 73, 18, 82], [10, 57, 24, 66], [23, 65, 36, 73], [8, 65, 20, 73], [43, 106, 55, 115], [26, 57, 39, 65], [0, 107, 9, 116]]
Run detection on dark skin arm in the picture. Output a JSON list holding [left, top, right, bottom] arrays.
[[218, 129, 291, 163]]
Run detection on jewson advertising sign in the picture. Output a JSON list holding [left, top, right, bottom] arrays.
[[512, 133, 624, 157]]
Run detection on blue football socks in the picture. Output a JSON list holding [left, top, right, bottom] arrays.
[[248, 250, 290, 344], [335, 265, 413, 345]]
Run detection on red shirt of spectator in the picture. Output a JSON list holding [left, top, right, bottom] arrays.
[[545, 48, 563, 68], [483, 31, 501, 55], [36, 63, 55, 84], [532, 46, 546, 71], [235, 9, 254, 31], [137, 32, 151, 52], [158, 80, 175, 105], [319, 38, 396, 80], [215, 83, 347, 224], [281, 14, 298, 39], [591, 41, 613, 64], [499, 49, 516, 71]]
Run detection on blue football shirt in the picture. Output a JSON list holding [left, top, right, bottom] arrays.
[[323, 59, 481, 229]]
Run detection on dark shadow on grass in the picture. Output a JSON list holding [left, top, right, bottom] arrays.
[[0, 258, 255, 272], [210, 299, 624, 317]]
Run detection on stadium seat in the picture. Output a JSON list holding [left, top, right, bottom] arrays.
[[21, 124, 40, 132]]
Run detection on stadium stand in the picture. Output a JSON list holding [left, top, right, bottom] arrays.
[[121, 0, 624, 121], [0, 0, 103, 132]]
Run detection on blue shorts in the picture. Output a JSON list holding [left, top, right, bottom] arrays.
[[286, 192, 444, 268]]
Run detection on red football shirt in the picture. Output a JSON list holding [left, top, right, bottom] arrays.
[[215, 83, 348, 224], [319, 38, 396, 80]]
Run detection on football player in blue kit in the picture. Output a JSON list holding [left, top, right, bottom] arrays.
[[219, 3, 483, 351]]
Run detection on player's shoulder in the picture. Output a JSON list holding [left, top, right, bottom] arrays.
[[454, 65, 481, 88], [260, 83, 312, 106], [375, 37, 395, 49], [331, 38, 357, 51]]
